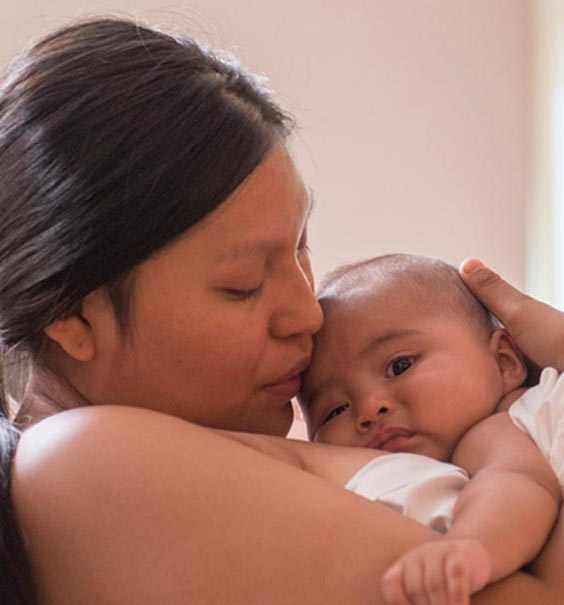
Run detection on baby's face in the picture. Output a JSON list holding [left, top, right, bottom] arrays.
[[299, 288, 505, 461]]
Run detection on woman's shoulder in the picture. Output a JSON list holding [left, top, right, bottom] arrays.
[[14, 405, 208, 494], [16, 406, 170, 474], [11, 405, 227, 601]]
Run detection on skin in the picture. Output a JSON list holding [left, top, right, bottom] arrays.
[[459, 258, 564, 373], [39, 145, 323, 436], [301, 286, 521, 460], [298, 284, 559, 603], [9, 154, 564, 603]]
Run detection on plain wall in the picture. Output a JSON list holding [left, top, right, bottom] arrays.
[[0, 1, 530, 288]]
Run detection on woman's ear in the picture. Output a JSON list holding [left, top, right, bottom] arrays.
[[44, 287, 118, 363], [489, 329, 528, 394], [44, 310, 96, 362]]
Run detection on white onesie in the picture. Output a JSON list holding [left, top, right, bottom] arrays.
[[509, 367, 564, 487], [345, 368, 564, 531], [345, 453, 468, 533]]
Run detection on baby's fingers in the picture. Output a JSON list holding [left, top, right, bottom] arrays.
[[381, 562, 410, 605], [382, 557, 451, 605], [445, 555, 471, 605], [419, 553, 457, 605]]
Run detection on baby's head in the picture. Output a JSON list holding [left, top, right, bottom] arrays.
[[298, 254, 527, 461]]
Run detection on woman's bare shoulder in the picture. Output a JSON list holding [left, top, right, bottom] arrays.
[[14, 406, 186, 487], [10, 405, 266, 602], [13, 404, 215, 514]]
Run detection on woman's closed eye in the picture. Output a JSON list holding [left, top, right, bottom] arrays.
[[321, 402, 349, 426], [296, 240, 311, 258], [296, 226, 311, 257], [223, 283, 264, 301], [386, 356, 415, 378]]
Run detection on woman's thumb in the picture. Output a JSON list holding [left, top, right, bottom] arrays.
[[458, 258, 525, 327]]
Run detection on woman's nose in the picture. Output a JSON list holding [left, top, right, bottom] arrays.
[[269, 264, 323, 339], [356, 396, 390, 431]]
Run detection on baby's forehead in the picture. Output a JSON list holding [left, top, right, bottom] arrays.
[[314, 279, 490, 364], [319, 279, 435, 325]]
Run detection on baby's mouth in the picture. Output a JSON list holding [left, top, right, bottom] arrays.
[[367, 427, 416, 452]]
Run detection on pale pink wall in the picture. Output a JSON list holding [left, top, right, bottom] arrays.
[[0, 1, 530, 287]]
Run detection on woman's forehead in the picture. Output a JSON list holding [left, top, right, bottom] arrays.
[[195, 147, 310, 246], [138, 147, 311, 273]]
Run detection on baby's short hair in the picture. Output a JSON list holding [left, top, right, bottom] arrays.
[[317, 253, 498, 336]]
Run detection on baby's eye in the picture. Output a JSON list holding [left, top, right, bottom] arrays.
[[386, 357, 415, 377], [321, 403, 349, 426]]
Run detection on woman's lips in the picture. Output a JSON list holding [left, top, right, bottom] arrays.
[[263, 357, 310, 399], [367, 428, 416, 453], [263, 375, 302, 399]]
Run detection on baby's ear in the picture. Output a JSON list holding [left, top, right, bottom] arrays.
[[488, 329, 528, 393]]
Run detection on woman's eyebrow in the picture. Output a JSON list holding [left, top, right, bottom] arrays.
[[214, 189, 314, 264], [213, 240, 273, 263]]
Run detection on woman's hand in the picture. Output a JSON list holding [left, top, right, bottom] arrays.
[[459, 258, 564, 372]]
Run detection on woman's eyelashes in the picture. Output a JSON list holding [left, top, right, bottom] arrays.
[[296, 228, 310, 256], [385, 356, 415, 378], [223, 283, 264, 301], [297, 244, 311, 259]]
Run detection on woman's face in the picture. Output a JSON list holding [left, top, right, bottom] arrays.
[[92, 146, 323, 435]]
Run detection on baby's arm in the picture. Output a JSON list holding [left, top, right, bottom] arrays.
[[381, 411, 561, 604], [450, 411, 560, 579]]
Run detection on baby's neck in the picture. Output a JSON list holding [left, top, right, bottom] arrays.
[[495, 387, 528, 412]]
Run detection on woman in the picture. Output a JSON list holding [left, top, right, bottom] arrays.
[[1, 17, 563, 604]]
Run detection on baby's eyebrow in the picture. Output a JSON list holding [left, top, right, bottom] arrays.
[[306, 329, 422, 395], [360, 328, 423, 357]]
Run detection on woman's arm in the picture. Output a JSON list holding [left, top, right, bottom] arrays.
[[12, 405, 561, 604], [530, 501, 564, 591]]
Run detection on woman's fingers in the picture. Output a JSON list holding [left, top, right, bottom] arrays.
[[459, 258, 564, 371], [459, 258, 529, 329]]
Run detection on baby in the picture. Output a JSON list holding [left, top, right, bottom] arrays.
[[297, 253, 562, 604]]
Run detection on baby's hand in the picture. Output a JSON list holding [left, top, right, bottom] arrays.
[[381, 538, 492, 605]]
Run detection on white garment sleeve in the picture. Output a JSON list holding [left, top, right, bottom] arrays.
[[509, 367, 564, 487], [345, 453, 468, 533]]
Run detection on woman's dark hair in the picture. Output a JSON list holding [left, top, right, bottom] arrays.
[[0, 17, 293, 354], [0, 378, 36, 604], [0, 17, 294, 602]]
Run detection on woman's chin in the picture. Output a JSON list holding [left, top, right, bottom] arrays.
[[250, 401, 294, 436]]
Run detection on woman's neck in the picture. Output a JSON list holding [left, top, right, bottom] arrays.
[[16, 364, 90, 428]]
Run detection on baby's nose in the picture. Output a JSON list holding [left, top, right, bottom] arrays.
[[355, 396, 391, 431]]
